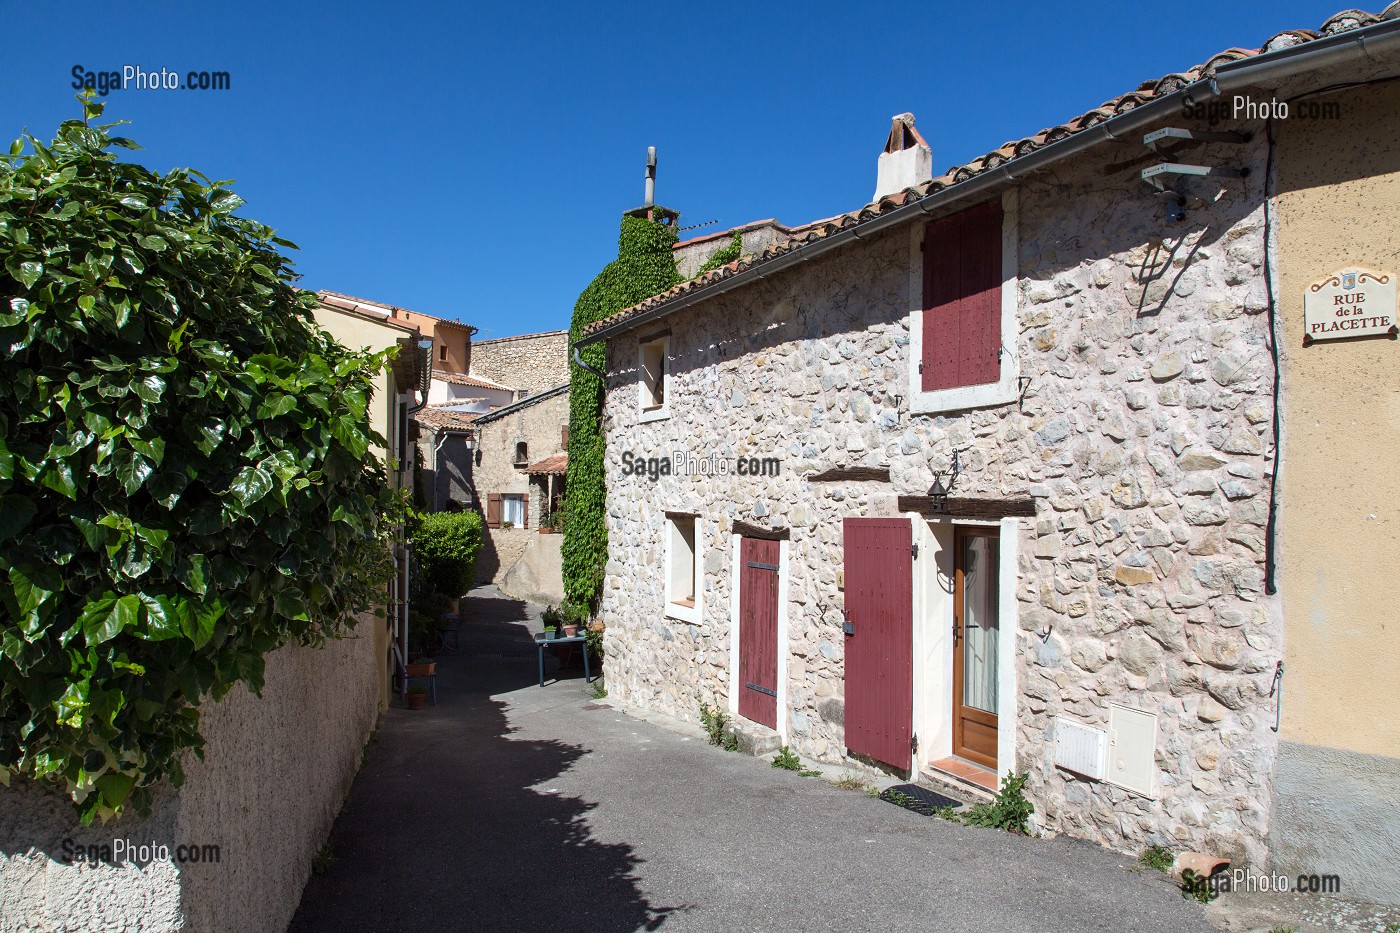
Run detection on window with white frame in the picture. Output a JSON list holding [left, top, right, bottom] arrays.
[[638, 335, 669, 422], [501, 494, 526, 528], [665, 513, 701, 623]]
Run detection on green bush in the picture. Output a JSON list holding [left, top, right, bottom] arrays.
[[0, 95, 404, 821], [413, 510, 482, 598], [563, 214, 680, 616]]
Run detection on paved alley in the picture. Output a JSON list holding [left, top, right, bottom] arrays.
[[289, 586, 1213, 933]]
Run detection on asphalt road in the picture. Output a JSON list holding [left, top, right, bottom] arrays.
[[289, 586, 1213, 933]]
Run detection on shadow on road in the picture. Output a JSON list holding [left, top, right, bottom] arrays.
[[290, 587, 672, 932]]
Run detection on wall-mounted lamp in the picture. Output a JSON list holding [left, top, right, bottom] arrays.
[[929, 449, 962, 512]]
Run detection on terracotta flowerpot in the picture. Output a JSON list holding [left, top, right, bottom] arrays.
[[405, 662, 436, 678], [562, 624, 579, 637], [406, 691, 427, 710]]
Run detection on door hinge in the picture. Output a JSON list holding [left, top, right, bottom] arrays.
[[911, 543, 919, 559], [918, 361, 923, 374], [911, 733, 919, 754]]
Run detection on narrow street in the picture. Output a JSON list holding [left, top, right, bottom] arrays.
[[288, 586, 1212, 933]]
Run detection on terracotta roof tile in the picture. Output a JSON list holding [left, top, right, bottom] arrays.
[[415, 407, 482, 431], [582, 7, 1386, 339], [431, 369, 515, 391], [523, 452, 568, 475]]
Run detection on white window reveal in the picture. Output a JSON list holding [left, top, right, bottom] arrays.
[[665, 512, 701, 623], [908, 188, 1020, 414], [638, 335, 670, 423], [500, 494, 527, 528]]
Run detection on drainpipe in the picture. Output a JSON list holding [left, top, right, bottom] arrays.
[[572, 344, 606, 380]]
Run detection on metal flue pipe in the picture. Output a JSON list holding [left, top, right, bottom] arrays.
[[644, 146, 656, 207]]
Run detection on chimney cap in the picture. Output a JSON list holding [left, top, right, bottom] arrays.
[[884, 113, 930, 154]]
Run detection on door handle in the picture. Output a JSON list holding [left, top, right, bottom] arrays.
[[952, 619, 962, 645]]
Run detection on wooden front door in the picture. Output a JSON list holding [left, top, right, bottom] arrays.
[[952, 526, 1000, 769], [738, 536, 780, 729], [842, 518, 913, 770]]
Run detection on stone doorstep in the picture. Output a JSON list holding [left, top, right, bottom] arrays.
[[727, 718, 782, 758], [918, 766, 994, 808]]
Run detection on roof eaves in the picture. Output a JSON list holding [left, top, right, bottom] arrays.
[[576, 9, 1398, 347]]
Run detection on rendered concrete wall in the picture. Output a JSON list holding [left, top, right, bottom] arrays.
[[1270, 81, 1400, 906], [499, 533, 566, 607], [1270, 741, 1400, 907], [0, 625, 379, 932], [600, 124, 1280, 865]]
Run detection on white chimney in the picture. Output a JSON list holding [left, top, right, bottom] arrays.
[[874, 113, 932, 201]]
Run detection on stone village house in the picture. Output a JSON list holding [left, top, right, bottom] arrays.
[[577, 8, 1400, 900]]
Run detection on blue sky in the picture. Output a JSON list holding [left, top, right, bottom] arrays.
[[6, 0, 1350, 339]]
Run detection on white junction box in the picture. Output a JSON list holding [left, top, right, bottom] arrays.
[[1106, 703, 1159, 797], [1053, 716, 1108, 779]]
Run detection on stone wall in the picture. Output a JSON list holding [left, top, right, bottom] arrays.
[[473, 391, 569, 587], [0, 623, 381, 933], [672, 221, 793, 280], [470, 331, 569, 396], [600, 134, 1280, 866]]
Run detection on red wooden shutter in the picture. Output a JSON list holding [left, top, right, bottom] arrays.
[[922, 200, 1002, 392], [561, 423, 569, 447], [486, 493, 501, 528], [842, 517, 913, 769], [520, 495, 528, 529]]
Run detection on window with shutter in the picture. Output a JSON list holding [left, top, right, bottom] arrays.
[[486, 493, 501, 528], [909, 192, 1018, 414]]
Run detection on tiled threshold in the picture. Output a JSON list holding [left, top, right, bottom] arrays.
[[925, 756, 998, 794]]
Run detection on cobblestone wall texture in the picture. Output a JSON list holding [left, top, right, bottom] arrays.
[[600, 138, 1280, 867]]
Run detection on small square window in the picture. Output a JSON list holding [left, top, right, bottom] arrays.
[[638, 336, 670, 422], [439, 345, 448, 362], [665, 514, 701, 623]]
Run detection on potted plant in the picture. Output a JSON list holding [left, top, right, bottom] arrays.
[[406, 686, 429, 710], [541, 604, 565, 639], [539, 510, 557, 534]]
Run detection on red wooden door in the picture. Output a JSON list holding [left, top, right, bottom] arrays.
[[842, 518, 914, 769], [738, 537, 780, 729]]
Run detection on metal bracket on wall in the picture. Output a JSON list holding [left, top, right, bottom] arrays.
[[1141, 162, 1248, 193], [1269, 661, 1285, 733]]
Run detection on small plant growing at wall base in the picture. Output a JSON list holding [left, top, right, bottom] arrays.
[[1137, 844, 1175, 873], [699, 701, 735, 750], [961, 772, 1035, 835]]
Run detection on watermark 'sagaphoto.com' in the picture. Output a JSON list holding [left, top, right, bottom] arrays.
[[71, 65, 231, 96], [620, 449, 781, 481], [61, 837, 222, 865], [1183, 94, 1341, 124]]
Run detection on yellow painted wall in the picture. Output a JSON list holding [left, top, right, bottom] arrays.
[[310, 303, 415, 711], [1275, 82, 1400, 757]]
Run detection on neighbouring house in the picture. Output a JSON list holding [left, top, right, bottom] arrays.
[[469, 329, 570, 397], [0, 296, 431, 933], [320, 289, 479, 374], [468, 384, 571, 603], [577, 7, 1400, 901]]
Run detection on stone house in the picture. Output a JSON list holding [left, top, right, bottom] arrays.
[[577, 7, 1400, 885], [469, 385, 570, 603]]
